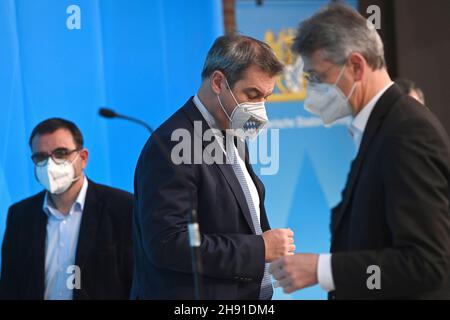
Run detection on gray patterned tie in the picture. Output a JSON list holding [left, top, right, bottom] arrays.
[[225, 136, 273, 300]]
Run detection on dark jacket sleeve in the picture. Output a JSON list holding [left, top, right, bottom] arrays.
[[135, 132, 266, 282], [117, 192, 134, 297], [332, 117, 450, 299], [0, 206, 19, 299]]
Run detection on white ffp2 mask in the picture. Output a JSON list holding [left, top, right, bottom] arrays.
[[304, 65, 356, 125], [35, 153, 80, 195], [217, 79, 269, 140]]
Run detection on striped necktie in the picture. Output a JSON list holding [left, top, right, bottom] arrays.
[[224, 135, 273, 300]]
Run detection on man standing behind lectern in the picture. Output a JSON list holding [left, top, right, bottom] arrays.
[[131, 34, 295, 299]]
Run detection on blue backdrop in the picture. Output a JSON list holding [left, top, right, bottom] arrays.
[[0, 0, 223, 263], [1, 0, 357, 300], [236, 0, 357, 299]]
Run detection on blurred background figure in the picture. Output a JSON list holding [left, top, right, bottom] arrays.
[[395, 78, 426, 105]]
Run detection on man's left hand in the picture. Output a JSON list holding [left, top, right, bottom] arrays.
[[269, 253, 319, 294]]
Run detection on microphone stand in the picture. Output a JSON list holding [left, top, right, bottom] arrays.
[[99, 108, 203, 300]]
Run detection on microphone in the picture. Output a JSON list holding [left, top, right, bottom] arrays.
[[99, 108, 154, 133], [99, 107, 204, 299], [98, 108, 117, 118]]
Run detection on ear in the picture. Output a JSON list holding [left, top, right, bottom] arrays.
[[348, 53, 365, 82], [79, 148, 89, 169], [210, 70, 226, 95]]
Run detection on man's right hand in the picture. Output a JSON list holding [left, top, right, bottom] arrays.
[[262, 228, 295, 262]]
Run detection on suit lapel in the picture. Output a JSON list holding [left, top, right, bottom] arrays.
[[75, 180, 103, 270], [32, 193, 48, 299], [332, 84, 404, 238], [182, 99, 257, 234]]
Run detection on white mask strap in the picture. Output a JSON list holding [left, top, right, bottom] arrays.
[[217, 95, 232, 122], [334, 64, 347, 86], [225, 78, 241, 109], [71, 152, 82, 182]]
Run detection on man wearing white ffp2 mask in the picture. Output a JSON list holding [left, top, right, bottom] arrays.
[[217, 78, 269, 140], [35, 150, 81, 195], [0, 118, 134, 300], [131, 34, 297, 300], [270, 3, 450, 301], [304, 63, 357, 125]]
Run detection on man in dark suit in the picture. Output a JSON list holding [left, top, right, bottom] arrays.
[[131, 34, 296, 300], [0, 118, 133, 300], [270, 4, 450, 299]]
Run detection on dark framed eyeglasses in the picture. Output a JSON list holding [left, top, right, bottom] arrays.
[[304, 71, 322, 84], [304, 64, 339, 85], [31, 148, 80, 166]]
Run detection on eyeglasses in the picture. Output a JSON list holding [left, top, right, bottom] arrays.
[[31, 148, 80, 166], [304, 71, 322, 84], [304, 64, 339, 85]]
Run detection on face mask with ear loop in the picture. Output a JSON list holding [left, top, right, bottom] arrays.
[[35, 152, 82, 195], [217, 79, 269, 140], [304, 64, 357, 125]]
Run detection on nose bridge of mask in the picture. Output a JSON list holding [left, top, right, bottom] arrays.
[[45, 151, 80, 180], [46, 150, 79, 166]]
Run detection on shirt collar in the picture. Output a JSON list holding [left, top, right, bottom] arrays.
[[193, 94, 220, 130], [43, 176, 89, 218], [349, 82, 394, 139], [193, 94, 240, 156]]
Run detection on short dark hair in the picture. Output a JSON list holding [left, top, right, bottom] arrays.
[[201, 34, 284, 88], [29, 118, 84, 149], [292, 3, 386, 70]]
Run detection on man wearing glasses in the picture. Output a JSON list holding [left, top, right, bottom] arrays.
[[270, 4, 450, 299], [0, 118, 134, 300]]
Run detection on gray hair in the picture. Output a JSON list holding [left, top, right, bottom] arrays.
[[201, 34, 284, 88], [292, 3, 386, 70]]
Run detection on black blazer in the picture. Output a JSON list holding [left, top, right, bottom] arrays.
[[131, 98, 270, 300], [330, 84, 450, 299], [0, 179, 134, 300]]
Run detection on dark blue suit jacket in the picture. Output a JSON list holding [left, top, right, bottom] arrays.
[[0, 179, 134, 300], [131, 98, 270, 299]]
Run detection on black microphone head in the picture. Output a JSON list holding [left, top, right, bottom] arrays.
[[99, 108, 118, 119]]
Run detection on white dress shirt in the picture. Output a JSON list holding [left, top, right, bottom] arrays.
[[43, 176, 88, 300], [192, 94, 261, 222], [317, 82, 394, 292]]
